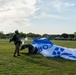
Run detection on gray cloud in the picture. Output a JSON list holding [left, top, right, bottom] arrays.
[[0, 0, 36, 33]]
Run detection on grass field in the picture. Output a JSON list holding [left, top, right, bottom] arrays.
[[0, 39, 76, 75]]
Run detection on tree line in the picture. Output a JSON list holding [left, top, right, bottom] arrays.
[[0, 31, 76, 40]]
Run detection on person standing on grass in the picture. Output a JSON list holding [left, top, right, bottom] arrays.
[[9, 30, 22, 57]]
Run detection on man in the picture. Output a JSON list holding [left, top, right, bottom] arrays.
[[9, 30, 22, 57], [20, 44, 38, 54]]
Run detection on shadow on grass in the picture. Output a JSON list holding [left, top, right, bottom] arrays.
[[20, 52, 42, 57], [18, 52, 76, 68], [19, 52, 52, 67], [21, 52, 76, 62], [46, 57, 76, 62]]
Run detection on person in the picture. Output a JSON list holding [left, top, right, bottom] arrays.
[[20, 44, 38, 54], [9, 30, 22, 57]]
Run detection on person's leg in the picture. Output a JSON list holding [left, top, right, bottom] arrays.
[[33, 47, 38, 54], [28, 47, 34, 54], [13, 44, 17, 57], [16, 43, 20, 56]]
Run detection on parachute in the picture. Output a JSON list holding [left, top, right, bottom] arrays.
[[32, 38, 76, 60]]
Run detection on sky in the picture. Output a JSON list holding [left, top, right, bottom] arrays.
[[0, 0, 76, 35]]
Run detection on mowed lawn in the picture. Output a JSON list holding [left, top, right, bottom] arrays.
[[0, 39, 76, 75]]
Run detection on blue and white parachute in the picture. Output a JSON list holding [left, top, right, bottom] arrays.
[[32, 38, 76, 60]]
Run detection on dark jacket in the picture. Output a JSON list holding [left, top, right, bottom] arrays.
[[10, 33, 22, 45], [20, 44, 38, 54]]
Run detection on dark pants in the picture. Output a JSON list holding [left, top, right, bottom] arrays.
[[14, 43, 20, 56]]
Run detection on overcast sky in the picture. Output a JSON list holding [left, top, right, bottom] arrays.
[[0, 0, 76, 34]]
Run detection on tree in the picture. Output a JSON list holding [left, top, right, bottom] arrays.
[[42, 34, 48, 37], [0, 31, 4, 36], [27, 32, 35, 38], [20, 32, 26, 38], [74, 32, 76, 38], [68, 34, 74, 38], [61, 33, 68, 38], [27, 32, 41, 38]]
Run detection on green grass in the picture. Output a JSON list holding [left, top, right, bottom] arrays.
[[0, 39, 76, 75]]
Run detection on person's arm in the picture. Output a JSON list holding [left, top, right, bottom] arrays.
[[9, 34, 15, 42]]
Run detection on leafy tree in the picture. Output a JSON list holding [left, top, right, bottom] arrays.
[[42, 34, 48, 37], [68, 34, 74, 38], [61, 33, 68, 38], [74, 32, 76, 38], [20, 32, 26, 38], [27, 32, 41, 38], [0, 31, 4, 36]]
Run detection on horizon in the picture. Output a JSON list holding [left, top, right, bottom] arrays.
[[0, 31, 75, 35]]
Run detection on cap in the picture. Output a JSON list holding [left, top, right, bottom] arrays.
[[15, 30, 19, 34]]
